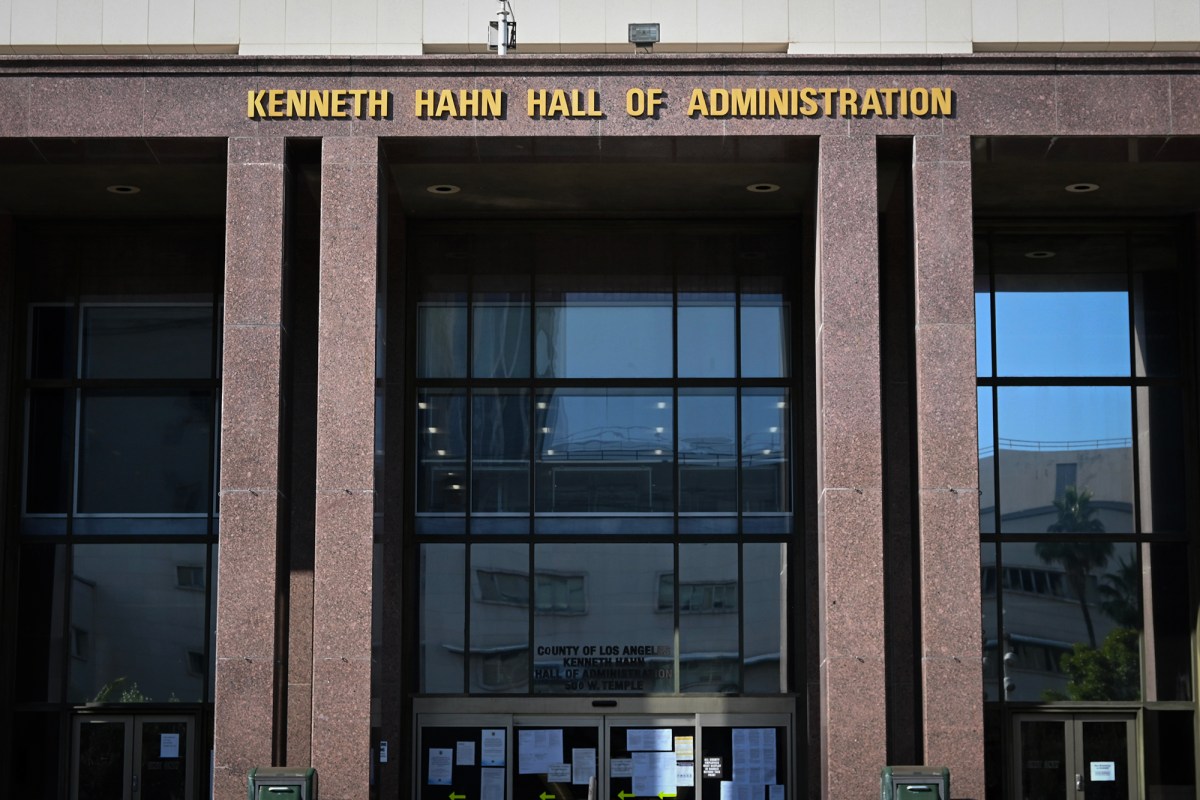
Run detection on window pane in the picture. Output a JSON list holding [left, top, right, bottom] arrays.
[[744, 543, 784, 693], [994, 272, 1130, 377], [473, 289, 531, 378], [978, 388, 995, 534], [82, 305, 212, 379], [421, 544, 465, 693], [10, 712, 61, 800], [742, 389, 790, 522], [535, 278, 672, 378], [68, 543, 209, 703], [77, 390, 214, 517], [472, 390, 530, 518], [998, 541, 1139, 702], [997, 387, 1133, 534], [1137, 386, 1187, 532], [28, 304, 73, 379], [1144, 711, 1196, 799], [417, 390, 467, 527], [740, 277, 789, 378], [974, 274, 991, 378], [678, 292, 735, 378], [470, 544, 529, 693], [14, 544, 66, 702], [534, 543, 673, 694], [535, 389, 673, 517], [679, 544, 739, 693], [24, 388, 73, 523], [1132, 235, 1183, 378], [981, 543, 1001, 701], [679, 389, 737, 528], [1146, 543, 1192, 701], [417, 292, 467, 379]]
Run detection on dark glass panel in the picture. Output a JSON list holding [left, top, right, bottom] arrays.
[[740, 275, 789, 378], [978, 387, 995, 534], [28, 304, 73, 379], [1144, 711, 1196, 800], [420, 544, 466, 693], [68, 543, 209, 703], [15, 544, 66, 702], [535, 274, 672, 379], [139, 720, 189, 799], [77, 719, 128, 800], [472, 390, 530, 516], [1137, 386, 1187, 532], [470, 544, 530, 694], [742, 389, 789, 515], [994, 270, 1129, 378], [1079, 720, 1130, 800], [473, 280, 530, 378], [534, 389, 673, 517], [10, 712, 61, 800], [998, 542, 1139, 702], [678, 544, 739, 693], [983, 706, 1002, 800], [76, 390, 214, 516], [417, 268, 467, 379], [1146, 543, 1192, 701], [743, 543, 784, 693], [24, 388, 73, 520], [997, 387, 1133, 534], [679, 389, 737, 520], [1132, 235, 1183, 378], [417, 389, 467, 519], [81, 305, 213, 379], [1018, 720, 1067, 800], [534, 543, 673, 694]]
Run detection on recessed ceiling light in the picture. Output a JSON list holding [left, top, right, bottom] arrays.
[[746, 183, 780, 193], [1065, 183, 1099, 193], [106, 184, 140, 195], [1024, 250, 1057, 259], [426, 184, 461, 195]]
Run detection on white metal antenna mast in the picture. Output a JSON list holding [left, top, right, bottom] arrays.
[[496, 0, 517, 55]]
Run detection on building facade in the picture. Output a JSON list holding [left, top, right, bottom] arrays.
[[0, 3, 1197, 800]]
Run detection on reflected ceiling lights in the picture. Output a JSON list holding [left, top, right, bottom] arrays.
[[1024, 250, 1056, 259], [1064, 182, 1100, 193], [106, 184, 141, 195], [745, 183, 780, 193], [426, 184, 461, 195]]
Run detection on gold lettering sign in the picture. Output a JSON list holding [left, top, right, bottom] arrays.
[[246, 89, 391, 119], [245, 87, 955, 121]]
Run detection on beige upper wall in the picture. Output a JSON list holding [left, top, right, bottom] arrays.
[[0, 0, 1195, 55]]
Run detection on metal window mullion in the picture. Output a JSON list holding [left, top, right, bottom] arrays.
[[464, 543, 472, 694], [673, 542, 681, 694], [527, 542, 536, 695]]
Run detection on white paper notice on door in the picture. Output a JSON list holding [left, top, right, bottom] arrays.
[[457, 741, 476, 766], [676, 761, 695, 787], [572, 748, 597, 784], [481, 767, 505, 800], [1090, 762, 1117, 782], [632, 751, 677, 797], [481, 729, 505, 766], [627, 728, 673, 751], [732, 728, 777, 784], [160, 733, 180, 759], [518, 729, 564, 774], [428, 748, 453, 785], [610, 758, 634, 778]]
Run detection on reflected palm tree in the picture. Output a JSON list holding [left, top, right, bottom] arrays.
[[1098, 554, 1140, 629], [1038, 487, 1112, 648]]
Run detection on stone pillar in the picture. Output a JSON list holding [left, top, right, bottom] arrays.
[[214, 137, 289, 800], [912, 135, 984, 799], [815, 134, 887, 798], [311, 136, 379, 800]]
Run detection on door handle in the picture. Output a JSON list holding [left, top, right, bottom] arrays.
[[1076, 773, 1083, 791], [132, 773, 139, 794]]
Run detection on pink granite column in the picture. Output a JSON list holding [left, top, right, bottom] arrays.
[[816, 134, 888, 798], [214, 137, 289, 800], [912, 136, 984, 799], [311, 136, 379, 800]]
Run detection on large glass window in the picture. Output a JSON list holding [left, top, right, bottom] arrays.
[[412, 225, 796, 695], [12, 224, 222, 714], [977, 227, 1193, 706]]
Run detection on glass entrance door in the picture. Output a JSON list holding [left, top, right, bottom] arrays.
[[416, 707, 792, 799], [1012, 713, 1136, 800], [72, 715, 194, 800]]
